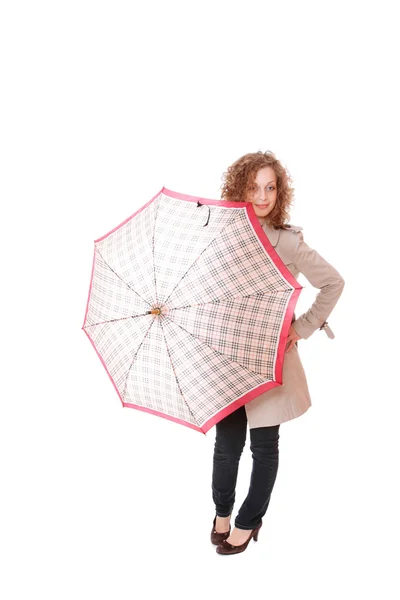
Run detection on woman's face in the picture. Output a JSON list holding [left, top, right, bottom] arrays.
[[247, 166, 278, 225]]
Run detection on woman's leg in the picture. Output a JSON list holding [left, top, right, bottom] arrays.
[[234, 423, 280, 530], [212, 405, 248, 518]]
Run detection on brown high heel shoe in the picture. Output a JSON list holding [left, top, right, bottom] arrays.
[[216, 520, 263, 555], [210, 516, 231, 545]]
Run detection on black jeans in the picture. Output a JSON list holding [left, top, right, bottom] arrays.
[[212, 405, 280, 530]]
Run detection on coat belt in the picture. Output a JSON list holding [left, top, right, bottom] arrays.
[[319, 321, 335, 339]]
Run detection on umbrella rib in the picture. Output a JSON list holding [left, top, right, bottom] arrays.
[[83, 314, 149, 328], [161, 314, 275, 381], [121, 318, 157, 400], [151, 199, 160, 307], [165, 289, 293, 313], [158, 318, 199, 425], [96, 248, 152, 309], [162, 213, 237, 306]]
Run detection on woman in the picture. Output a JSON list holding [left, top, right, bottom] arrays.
[[211, 150, 345, 555]]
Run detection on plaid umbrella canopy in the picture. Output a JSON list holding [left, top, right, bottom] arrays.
[[82, 187, 302, 434]]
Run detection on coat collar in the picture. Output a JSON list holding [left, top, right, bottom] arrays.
[[261, 221, 281, 247]]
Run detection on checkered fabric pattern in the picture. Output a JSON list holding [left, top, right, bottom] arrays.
[[83, 190, 301, 433]]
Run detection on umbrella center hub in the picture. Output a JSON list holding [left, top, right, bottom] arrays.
[[148, 304, 168, 316]]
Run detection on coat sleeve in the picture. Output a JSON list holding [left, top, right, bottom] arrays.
[[291, 231, 345, 340]]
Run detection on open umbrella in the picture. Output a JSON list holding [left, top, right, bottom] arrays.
[[82, 187, 302, 434]]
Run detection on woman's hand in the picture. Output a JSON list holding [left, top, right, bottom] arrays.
[[286, 324, 302, 352]]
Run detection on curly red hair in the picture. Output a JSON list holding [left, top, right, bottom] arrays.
[[219, 150, 295, 228]]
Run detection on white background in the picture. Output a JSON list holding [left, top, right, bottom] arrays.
[[1, 1, 399, 598]]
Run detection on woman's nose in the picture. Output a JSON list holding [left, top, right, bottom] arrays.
[[258, 190, 266, 201]]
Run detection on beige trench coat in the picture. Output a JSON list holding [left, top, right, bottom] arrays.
[[244, 221, 345, 428]]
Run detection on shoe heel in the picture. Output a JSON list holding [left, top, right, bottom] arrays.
[[253, 523, 262, 542]]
